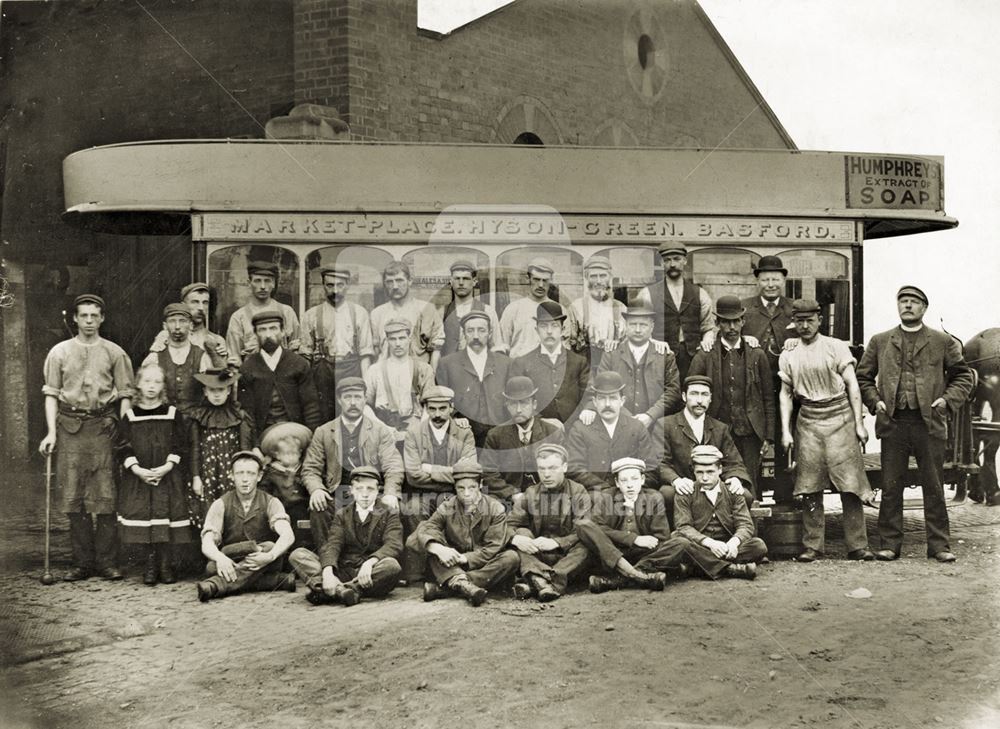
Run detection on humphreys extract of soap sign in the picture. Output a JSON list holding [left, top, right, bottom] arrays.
[[845, 154, 943, 211]]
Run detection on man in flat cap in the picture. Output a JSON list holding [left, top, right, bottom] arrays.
[[148, 282, 232, 370], [141, 303, 214, 414], [289, 465, 403, 606], [300, 266, 375, 422], [481, 376, 565, 506], [363, 318, 437, 439], [401, 386, 478, 535], [302, 377, 404, 548], [577, 457, 686, 592], [637, 244, 715, 380], [40, 293, 135, 581], [238, 309, 322, 432], [499, 257, 571, 358], [437, 309, 511, 446], [508, 443, 593, 601], [225, 260, 300, 365], [567, 371, 660, 493], [440, 260, 506, 357], [370, 261, 445, 370], [778, 299, 875, 562], [196, 450, 297, 601], [567, 255, 627, 373], [688, 295, 775, 500], [672, 445, 767, 580], [857, 286, 974, 563], [654, 375, 753, 528], [410, 461, 519, 606], [509, 301, 590, 424]]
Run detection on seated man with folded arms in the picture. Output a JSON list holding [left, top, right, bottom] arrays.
[[288, 466, 402, 607], [508, 443, 593, 602], [409, 461, 519, 607], [196, 451, 297, 602], [577, 457, 690, 593], [672, 445, 767, 580]]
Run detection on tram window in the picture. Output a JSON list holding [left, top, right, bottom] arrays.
[[593, 246, 663, 305], [401, 247, 491, 311], [780, 249, 850, 340], [208, 245, 299, 334], [495, 246, 583, 316], [305, 245, 393, 311], [687, 247, 761, 303]]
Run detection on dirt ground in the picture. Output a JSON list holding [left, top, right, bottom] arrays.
[[1, 489, 999, 729]]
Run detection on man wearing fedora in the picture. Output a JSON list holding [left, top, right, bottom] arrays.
[[363, 318, 437, 439], [436, 309, 511, 446], [480, 376, 565, 506], [567, 371, 660, 493], [567, 255, 627, 373], [688, 295, 775, 500], [299, 265, 374, 422], [226, 260, 300, 365], [509, 301, 590, 424], [778, 299, 875, 562], [238, 309, 322, 433], [148, 282, 232, 370], [141, 303, 214, 414], [856, 286, 974, 563], [370, 261, 445, 370], [439, 260, 506, 357], [40, 293, 135, 581], [499, 257, 571, 359]]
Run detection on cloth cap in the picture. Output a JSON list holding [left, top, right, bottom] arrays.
[[896, 285, 929, 306], [335, 376, 367, 395], [657, 244, 688, 257], [459, 310, 491, 328], [754, 255, 788, 277], [251, 309, 284, 328], [584, 257, 611, 273], [534, 443, 569, 462], [452, 460, 483, 481], [449, 260, 477, 274], [690, 444, 724, 465], [420, 385, 455, 404], [526, 258, 555, 276], [349, 465, 383, 485], [611, 457, 646, 475], [534, 301, 566, 322], [73, 293, 105, 309], [320, 266, 351, 281], [180, 282, 210, 300], [503, 376, 538, 400], [791, 299, 822, 319], [714, 295, 746, 321], [260, 422, 313, 458], [230, 450, 264, 469], [162, 302, 192, 321], [247, 261, 279, 279], [591, 370, 626, 395], [684, 375, 713, 391], [383, 318, 412, 335], [193, 369, 236, 388]]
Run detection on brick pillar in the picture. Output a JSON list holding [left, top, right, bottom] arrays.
[[293, 0, 351, 115]]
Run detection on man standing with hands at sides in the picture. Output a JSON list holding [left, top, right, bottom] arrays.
[[226, 261, 300, 365], [370, 261, 445, 370], [40, 294, 134, 581], [567, 256, 627, 373], [856, 286, 974, 563], [440, 260, 506, 357], [148, 282, 231, 370], [141, 303, 213, 414], [779, 299, 875, 563], [499, 258, 570, 359]]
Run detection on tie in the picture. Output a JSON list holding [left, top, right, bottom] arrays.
[[765, 301, 777, 317], [520, 430, 530, 445]]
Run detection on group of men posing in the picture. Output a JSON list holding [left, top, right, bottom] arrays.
[[39, 242, 975, 607]]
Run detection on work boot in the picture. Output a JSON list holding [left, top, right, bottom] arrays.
[[63, 566, 91, 582], [723, 563, 757, 580], [512, 580, 534, 600], [143, 548, 158, 585], [450, 577, 487, 606], [589, 575, 626, 593], [628, 571, 668, 591], [96, 566, 123, 580], [196, 580, 219, 602], [158, 544, 176, 584], [529, 574, 559, 602], [334, 584, 359, 606], [423, 581, 448, 602]]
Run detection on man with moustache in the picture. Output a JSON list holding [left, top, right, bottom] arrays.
[[364, 319, 437, 439], [857, 286, 974, 563], [499, 258, 571, 359], [436, 310, 511, 446], [141, 303, 213, 414], [370, 261, 445, 370], [148, 282, 231, 369], [439, 260, 506, 357], [300, 266, 375, 422], [567, 256, 627, 373], [226, 261, 300, 365], [237, 310, 322, 432]]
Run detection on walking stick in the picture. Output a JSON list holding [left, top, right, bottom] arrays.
[[40, 451, 56, 585]]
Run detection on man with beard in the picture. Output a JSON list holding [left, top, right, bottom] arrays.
[[148, 283, 231, 370], [370, 261, 445, 370], [567, 256, 627, 373], [439, 260, 506, 357], [40, 294, 135, 581], [481, 376, 565, 506], [436, 310, 511, 446], [638, 244, 715, 380], [300, 266, 374, 421], [499, 258, 571, 359], [364, 319, 437, 440], [509, 302, 589, 424], [238, 310, 321, 432], [302, 377, 404, 548], [226, 261, 300, 365], [401, 386, 478, 535], [141, 303, 213, 414]]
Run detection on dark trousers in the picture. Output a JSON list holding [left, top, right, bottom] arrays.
[[801, 492, 868, 553], [429, 550, 519, 590], [878, 416, 951, 556], [659, 484, 754, 531], [980, 436, 1000, 501], [202, 541, 285, 597], [516, 542, 592, 595], [680, 536, 768, 577], [287, 547, 400, 597], [733, 433, 763, 499], [576, 520, 688, 573], [68, 512, 118, 571], [673, 346, 694, 383]]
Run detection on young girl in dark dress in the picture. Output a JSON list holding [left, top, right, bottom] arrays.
[[117, 363, 192, 585]]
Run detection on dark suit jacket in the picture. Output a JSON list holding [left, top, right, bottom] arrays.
[[509, 347, 589, 424], [402, 419, 478, 492], [301, 413, 405, 497], [653, 411, 751, 485], [590, 489, 671, 545], [856, 325, 974, 440], [566, 414, 660, 491], [319, 501, 403, 571], [590, 341, 681, 422], [673, 481, 755, 545], [481, 417, 564, 499], [238, 349, 322, 431], [741, 296, 795, 371], [416, 493, 510, 570], [508, 478, 592, 550], [688, 340, 775, 442], [436, 349, 510, 433]]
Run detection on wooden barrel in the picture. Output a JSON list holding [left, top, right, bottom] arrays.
[[761, 505, 802, 558]]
